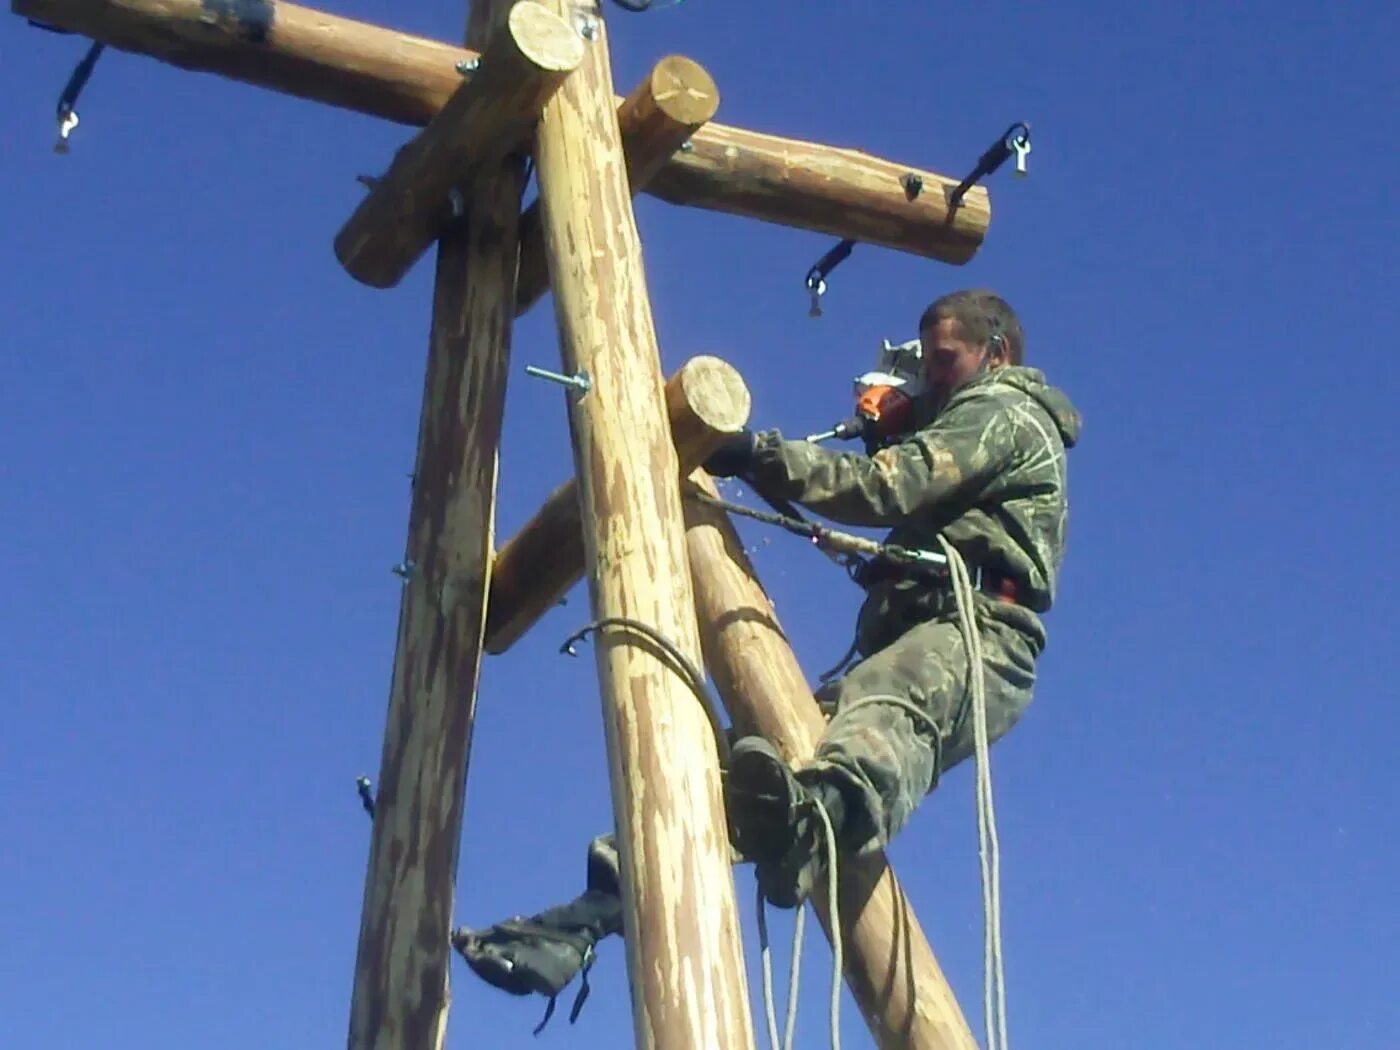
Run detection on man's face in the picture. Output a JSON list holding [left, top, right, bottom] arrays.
[[921, 316, 999, 409]]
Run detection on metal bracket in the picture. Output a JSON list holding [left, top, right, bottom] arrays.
[[948, 121, 1032, 209]]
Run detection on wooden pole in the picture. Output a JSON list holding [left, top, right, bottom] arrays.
[[14, 0, 990, 263], [485, 355, 749, 655], [530, 5, 754, 1047], [335, 2, 582, 289], [683, 471, 980, 1050], [347, 1, 522, 1046], [515, 54, 719, 315]]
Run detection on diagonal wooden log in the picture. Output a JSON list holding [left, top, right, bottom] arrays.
[[335, 1, 581, 289], [531, 3, 754, 1046], [347, 2, 522, 1048], [13, 0, 991, 263], [683, 470, 979, 1050], [515, 54, 719, 315], [485, 354, 749, 656]]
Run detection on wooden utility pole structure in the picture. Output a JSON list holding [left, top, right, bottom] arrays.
[[15, 1, 1004, 1047]]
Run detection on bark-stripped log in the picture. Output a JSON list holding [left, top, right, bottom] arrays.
[[346, 1, 521, 1047], [531, 4, 754, 1046], [515, 54, 719, 315], [683, 470, 979, 1050]]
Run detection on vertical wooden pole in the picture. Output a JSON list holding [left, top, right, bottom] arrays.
[[684, 471, 980, 1050], [531, 5, 755, 1049], [347, 3, 522, 1047]]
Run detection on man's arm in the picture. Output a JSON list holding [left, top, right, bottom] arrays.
[[745, 389, 1017, 527]]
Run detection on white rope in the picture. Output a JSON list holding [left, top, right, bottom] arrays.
[[811, 798, 843, 1050], [755, 799, 844, 1050], [752, 539, 1009, 1050], [937, 536, 1010, 1050]]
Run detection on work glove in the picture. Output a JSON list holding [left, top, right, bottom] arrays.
[[703, 428, 757, 478]]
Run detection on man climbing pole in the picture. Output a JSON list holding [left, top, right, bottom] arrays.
[[454, 289, 1081, 1022]]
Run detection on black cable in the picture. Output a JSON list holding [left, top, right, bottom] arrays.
[[57, 40, 105, 124], [560, 616, 730, 764]]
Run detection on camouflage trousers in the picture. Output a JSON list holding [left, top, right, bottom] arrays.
[[584, 599, 1040, 869], [808, 599, 1040, 855]]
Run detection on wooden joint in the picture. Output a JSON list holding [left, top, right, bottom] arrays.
[[515, 53, 719, 314], [333, 1, 582, 289], [484, 355, 748, 654]]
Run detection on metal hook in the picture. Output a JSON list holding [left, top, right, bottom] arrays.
[[54, 108, 79, 154], [948, 120, 1032, 208], [803, 238, 855, 319]]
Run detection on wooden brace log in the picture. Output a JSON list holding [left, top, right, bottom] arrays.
[[682, 470, 979, 1050], [13, 0, 990, 263], [335, 2, 581, 289], [515, 54, 719, 314], [484, 354, 748, 655]]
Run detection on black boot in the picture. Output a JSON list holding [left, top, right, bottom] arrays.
[[725, 736, 850, 909], [452, 837, 623, 1030]]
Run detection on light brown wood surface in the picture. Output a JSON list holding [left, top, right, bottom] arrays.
[[346, 0, 523, 1046], [335, 1, 581, 288], [515, 54, 720, 314], [530, 4, 754, 1046], [485, 355, 748, 655]]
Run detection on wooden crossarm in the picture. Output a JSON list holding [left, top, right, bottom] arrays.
[[14, 0, 990, 263]]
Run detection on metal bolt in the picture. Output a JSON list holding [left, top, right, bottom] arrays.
[[679, 140, 694, 153], [901, 172, 924, 200], [448, 187, 465, 218], [525, 364, 592, 395], [456, 57, 481, 75], [391, 560, 417, 580], [577, 14, 598, 40]]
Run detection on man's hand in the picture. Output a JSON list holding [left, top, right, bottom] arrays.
[[703, 429, 757, 478]]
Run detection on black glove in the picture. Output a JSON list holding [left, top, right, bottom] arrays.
[[703, 429, 757, 478]]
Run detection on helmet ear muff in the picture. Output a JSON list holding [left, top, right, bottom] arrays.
[[987, 331, 1009, 363]]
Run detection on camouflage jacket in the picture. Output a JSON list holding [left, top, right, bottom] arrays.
[[745, 366, 1081, 654]]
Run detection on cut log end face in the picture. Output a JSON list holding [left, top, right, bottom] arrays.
[[650, 56, 720, 125], [507, 1, 586, 73], [679, 356, 750, 434]]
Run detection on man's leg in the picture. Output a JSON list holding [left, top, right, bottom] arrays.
[[452, 834, 622, 1015], [813, 615, 1036, 853], [728, 614, 1038, 905]]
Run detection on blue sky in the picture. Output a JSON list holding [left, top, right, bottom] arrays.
[[3, 1, 1397, 1047]]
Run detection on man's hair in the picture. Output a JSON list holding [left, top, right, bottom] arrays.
[[919, 289, 1025, 365]]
